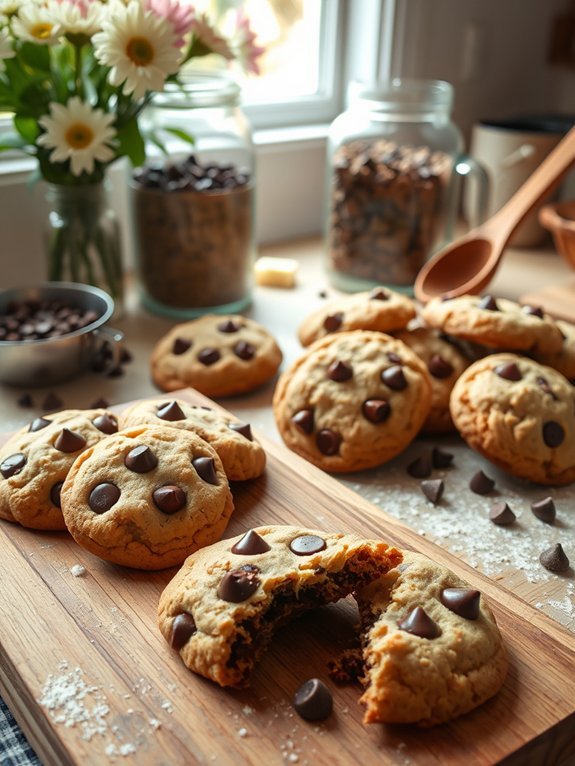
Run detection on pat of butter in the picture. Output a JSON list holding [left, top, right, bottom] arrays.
[[254, 256, 298, 288]]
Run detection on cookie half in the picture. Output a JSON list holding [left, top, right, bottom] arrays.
[[273, 331, 432, 472], [356, 551, 507, 726], [450, 353, 575, 485], [60, 425, 234, 569], [158, 525, 402, 688], [120, 398, 265, 481], [151, 314, 283, 396], [297, 287, 416, 347], [0, 408, 119, 530], [421, 295, 564, 353]]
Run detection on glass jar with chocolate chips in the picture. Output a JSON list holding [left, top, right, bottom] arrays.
[[131, 73, 255, 317], [326, 79, 487, 293]]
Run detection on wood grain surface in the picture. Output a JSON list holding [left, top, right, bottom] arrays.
[[521, 276, 575, 322], [1, 389, 574, 766]]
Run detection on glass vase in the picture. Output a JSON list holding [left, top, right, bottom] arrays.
[[44, 182, 124, 314]]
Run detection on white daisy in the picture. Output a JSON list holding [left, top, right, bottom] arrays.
[[92, 1, 181, 100], [0, 0, 23, 18], [37, 97, 117, 176], [0, 27, 14, 70], [12, 3, 62, 45], [47, 0, 104, 38]]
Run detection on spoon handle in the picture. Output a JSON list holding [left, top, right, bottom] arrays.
[[488, 126, 575, 244]]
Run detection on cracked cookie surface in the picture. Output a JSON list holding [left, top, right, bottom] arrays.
[[450, 353, 575, 485], [273, 331, 432, 472], [0, 408, 119, 530], [61, 425, 234, 569]]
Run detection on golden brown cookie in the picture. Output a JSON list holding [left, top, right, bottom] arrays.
[[273, 331, 432, 472], [356, 551, 507, 726], [0, 408, 119, 530], [119, 398, 265, 481], [297, 287, 416, 347], [158, 524, 402, 688], [450, 353, 575, 485], [421, 294, 564, 353], [533, 319, 575, 382], [150, 314, 282, 396], [60, 425, 234, 570], [394, 326, 470, 433]]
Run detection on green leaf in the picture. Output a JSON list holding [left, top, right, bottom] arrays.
[[20, 41, 51, 72], [162, 127, 196, 146], [14, 115, 39, 143], [144, 129, 169, 156], [116, 117, 146, 167]]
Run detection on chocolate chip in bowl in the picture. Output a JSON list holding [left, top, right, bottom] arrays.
[[0, 283, 123, 387]]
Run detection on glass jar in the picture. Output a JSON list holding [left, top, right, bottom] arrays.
[[131, 73, 255, 318], [325, 79, 487, 293]]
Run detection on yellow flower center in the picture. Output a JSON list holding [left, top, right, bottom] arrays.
[[126, 37, 154, 66], [31, 23, 54, 41], [65, 123, 94, 150]]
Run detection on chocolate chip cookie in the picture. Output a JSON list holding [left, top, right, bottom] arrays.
[[533, 319, 575, 382], [450, 353, 575, 485], [394, 326, 470, 433], [157, 525, 402, 688], [0, 408, 119, 530], [60, 425, 234, 570], [119, 398, 265, 481], [151, 314, 283, 396], [421, 295, 564, 353], [273, 331, 432, 472], [356, 551, 507, 726], [297, 287, 416, 347]]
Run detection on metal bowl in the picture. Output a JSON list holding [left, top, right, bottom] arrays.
[[0, 282, 123, 387]]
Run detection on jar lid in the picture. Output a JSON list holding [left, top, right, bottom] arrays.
[[153, 71, 241, 109], [348, 78, 453, 115]]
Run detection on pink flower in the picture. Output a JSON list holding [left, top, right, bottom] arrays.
[[233, 9, 265, 75], [146, 0, 194, 48], [190, 12, 234, 60]]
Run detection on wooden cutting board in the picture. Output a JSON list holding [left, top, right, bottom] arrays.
[[1, 389, 574, 766], [521, 275, 575, 322]]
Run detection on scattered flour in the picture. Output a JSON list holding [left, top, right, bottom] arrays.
[[70, 564, 87, 578]]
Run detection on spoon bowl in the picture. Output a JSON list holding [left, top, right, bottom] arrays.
[[414, 126, 575, 303]]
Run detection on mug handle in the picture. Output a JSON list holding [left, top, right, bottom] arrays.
[[449, 153, 490, 234], [93, 326, 124, 369]]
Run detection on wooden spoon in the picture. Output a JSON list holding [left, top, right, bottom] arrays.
[[414, 126, 575, 303]]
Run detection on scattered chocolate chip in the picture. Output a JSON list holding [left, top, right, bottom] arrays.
[[157, 400, 186, 422], [531, 497, 556, 524], [494, 361, 522, 381], [431, 446, 453, 469], [362, 399, 391, 423], [370, 287, 389, 301], [478, 295, 498, 311], [381, 365, 407, 390], [90, 397, 109, 409], [29, 416, 51, 433], [316, 428, 341, 455], [125, 445, 158, 473], [522, 304, 544, 318], [54, 428, 86, 453], [421, 479, 444, 504], [192, 456, 218, 485], [0, 453, 26, 479], [92, 413, 118, 435], [317, 290, 328, 299], [217, 319, 241, 333], [536, 376, 557, 400], [234, 340, 256, 360], [407, 454, 432, 479], [106, 365, 124, 379], [153, 485, 186, 514], [42, 392, 63, 412], [89, 482, 120, 513], [229, 422, 253, 441], [198, 347, 221, 366], [398, 606, 440, 639], [427, 354, 454, 379], [440, 588, 480, 619], [327, 360, 352, 382], [540, 543, 570, 572], [543, 421, 565, 448], [289, 535, 327, 555], [17, 393, 33, 408], [323, 312, 343, 332], [489, 501, 516, 525], [231, 530, 271, 555], [120, 347, 133, 364], [217, 565, 260, 602], [170, 613, 197, 650], [469, 470, 495, 495], [293, 678, 333, 721], [291, 409, 314, 434], [49, 482, 63, 508], [172, 337, 192, 355]]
